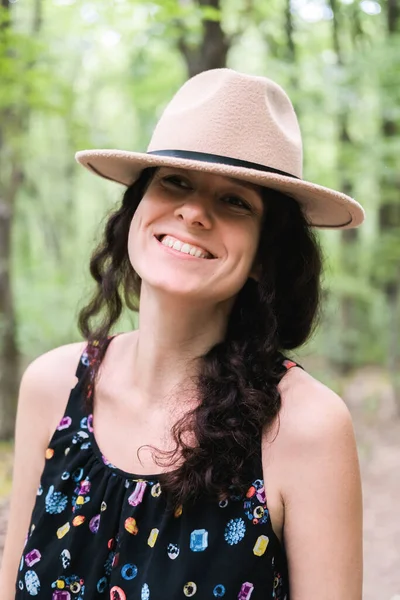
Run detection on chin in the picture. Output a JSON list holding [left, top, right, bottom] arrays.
[[151, 280, 209, 299]]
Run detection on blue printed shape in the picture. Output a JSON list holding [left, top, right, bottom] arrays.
[[141, 583, 150, 600], [213, 584, 226, 597], [97, 577, 108, 593], [190, 529, 208, 552], [224, 518, 246, 545], [45, 485, 68, 515], [121, 563, 138, 580], [25, 570, 41, 596]]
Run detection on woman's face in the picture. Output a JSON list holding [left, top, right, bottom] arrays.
[[128, 167, 265, 304]]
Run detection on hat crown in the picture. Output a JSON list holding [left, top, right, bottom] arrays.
[[147, 68, 303, 178]]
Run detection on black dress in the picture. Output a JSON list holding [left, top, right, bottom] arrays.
[[15, 337, 296, 600]]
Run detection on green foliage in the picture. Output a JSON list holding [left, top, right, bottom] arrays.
[[0, 0, 398, 374]]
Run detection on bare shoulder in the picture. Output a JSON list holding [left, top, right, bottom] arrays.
[[263, 365, 354, 465], [266, 366, 363, 598], [21, 340, 87, 437], [277, 365, 352, 444], [23, 339, 87, 389], [269, 365, 359, 502]]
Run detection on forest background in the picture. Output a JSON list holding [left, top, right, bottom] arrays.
[[0, 0, 400, 597]]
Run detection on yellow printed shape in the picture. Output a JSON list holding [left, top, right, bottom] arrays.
[[253, 534, 269, 556], [147, 528, 159, 547], [151, 483, 162, 498], [57, 522, 70, 539], [174, 505, 183, 518], [183, 582, 197, 597], [124, 517, 138, 535]]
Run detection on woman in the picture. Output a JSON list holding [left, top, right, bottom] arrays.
[[0, 69, 364, 599]]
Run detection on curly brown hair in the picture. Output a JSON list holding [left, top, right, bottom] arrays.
[[78, 167, 322, 509]]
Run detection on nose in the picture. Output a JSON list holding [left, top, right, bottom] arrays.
[[174, 195, 213, 229]]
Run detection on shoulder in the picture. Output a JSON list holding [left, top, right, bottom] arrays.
[[22, 340, 87, 396], [277, 365, 353, 447], [19, 340, 88, 439], [266, 365, 358, 487], [264, 366, 363, 597]]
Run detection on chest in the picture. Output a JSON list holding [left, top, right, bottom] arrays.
[[91, 384, 285, 545], [91, 383, 193, 476]]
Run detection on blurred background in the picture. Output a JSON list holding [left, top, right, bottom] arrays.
[[0, 0, 399, 596]]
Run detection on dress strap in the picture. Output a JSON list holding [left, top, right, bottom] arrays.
[[282, 357, 303, 371], [75, 336, 116, 381]]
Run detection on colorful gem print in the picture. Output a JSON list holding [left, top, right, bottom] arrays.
[[51, 575, 85, 600], [45, 486, 68, 515], [147, 528, 159, 547], [151, 483, 162, 498], [56, 522, 70, 540], [57, 416, 72, 431], [213, 584, 226, 597], [244, 479, 268, 525], [25, 570, 41, 595], [97, 577, 107, 593], [224, 517, 246, 545], [89, 514, 101, 533], [25, 549, 41, 568], [253, 535, 269, 556], [272, 572, 284, 598], [141, 583, 150, 600], [128, 481, 146, 506], [190, 529, 208, 552], [60, 549, 71, 569], [110, 585, 126, 600], [167, 543, 180, 559], [124, 517, 138, 535], [238, 582, 255, 600], [121, 563, 138, 580], [183, 582, 197, 597]]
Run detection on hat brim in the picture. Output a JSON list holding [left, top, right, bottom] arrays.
[[75, 149, 365, 229]]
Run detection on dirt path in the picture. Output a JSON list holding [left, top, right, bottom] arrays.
[[356, 420, 400, 599]]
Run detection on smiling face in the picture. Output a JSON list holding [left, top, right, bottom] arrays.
[[127, 167, 265, 305]]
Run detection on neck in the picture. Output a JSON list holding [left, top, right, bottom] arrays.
[[127, 284, 232, 409]]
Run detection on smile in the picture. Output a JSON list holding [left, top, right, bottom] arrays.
[[155, 235, 215, 259]]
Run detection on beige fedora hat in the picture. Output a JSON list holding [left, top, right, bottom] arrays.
[[75, 68, 364, 229]]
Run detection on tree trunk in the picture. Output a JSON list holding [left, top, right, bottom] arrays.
[[329, 0, 359, 374], [0, 0, 43, 439], [0, 1, 20, 440], [0, 166, 21, 440], [178, 0, 228, 76]]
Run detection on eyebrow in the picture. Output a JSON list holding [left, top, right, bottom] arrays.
[[159, 168, 264, 199], [225, 177, 263, 198]]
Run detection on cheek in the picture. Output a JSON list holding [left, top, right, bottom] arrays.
[[233, 228, 260, 269]]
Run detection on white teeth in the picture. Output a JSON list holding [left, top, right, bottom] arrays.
[[159, 235, 211, 259], [172, 240, 182, 251], [181, 243, 191, 254]]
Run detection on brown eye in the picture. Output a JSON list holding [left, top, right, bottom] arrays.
[[222, 195, 252, 210], [162, 175, 191, 189]]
